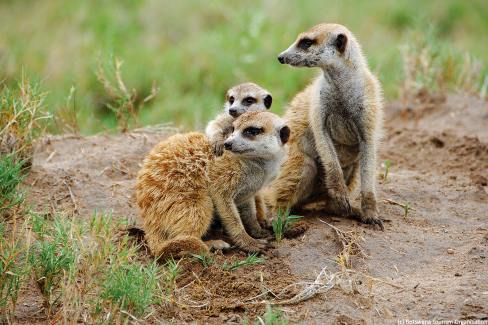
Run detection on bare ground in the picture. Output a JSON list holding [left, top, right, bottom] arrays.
[[17, 94, 488, 324]]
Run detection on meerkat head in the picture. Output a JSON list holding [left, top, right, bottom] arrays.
[[224, 83, 272, 118], [277, 23, 364, 69], [223, 111, 289, 159]]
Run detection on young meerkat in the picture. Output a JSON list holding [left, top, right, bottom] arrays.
[[206, 82, 272, 156], [269, 23, 384, 229], [136, 111, 290, 260]]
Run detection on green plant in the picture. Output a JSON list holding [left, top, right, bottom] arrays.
[[403, 202, 412, 219], [255, 304, 287, 325], [0, 222, 27, 316], [0, 154, 25, 217], [100, 260, 162, 318], [191, 253, 214, 268], [272, 208, 302, 242], [28, 212, 48, 238], [0, 73, 50, 159], [164, 257, 181, 287], [29, 216, 78, 309], [383, 159, 391, 182], [222, 253, 264, 271]]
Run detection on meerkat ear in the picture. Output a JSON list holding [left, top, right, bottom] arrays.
[[264, 94, 272, 109], [279, 125, 290, 144], [335, 33, 347, 54]]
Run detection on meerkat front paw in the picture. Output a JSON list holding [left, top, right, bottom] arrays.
[[328, 186, 352, 216], [359, 208, 384, 230], [283, 221, 309, 239], [239, 238, 274, 254], [359, 192, 383, 230], [258, 216, 273, 230], [249, 227, 273, 239], [211, 141, 225, 156]]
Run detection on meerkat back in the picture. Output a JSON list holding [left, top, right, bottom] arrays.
[[135, 132, 214, 251]]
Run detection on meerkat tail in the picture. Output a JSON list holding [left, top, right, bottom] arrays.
[[149, 235, 209, 260]]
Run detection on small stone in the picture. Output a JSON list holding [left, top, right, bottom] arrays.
[[447, 248, 455, 254], [455, 272, 462, 277]]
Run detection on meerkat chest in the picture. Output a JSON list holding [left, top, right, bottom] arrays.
[[325, 113, 359, 146], [234, 166, 265, 204], [326, 115, 360, 165], [234, 160, 279, 204]]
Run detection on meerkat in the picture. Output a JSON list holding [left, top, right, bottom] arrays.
[[206, 82, 272, 156], [206, 83, 274, 228], [269, 23, 384, 229], [136, 111, 290, 260]]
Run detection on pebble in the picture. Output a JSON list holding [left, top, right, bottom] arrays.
[[447, 248, 454, 254]]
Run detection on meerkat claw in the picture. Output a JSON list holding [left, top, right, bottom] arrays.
[[212, 142, 224, 156]]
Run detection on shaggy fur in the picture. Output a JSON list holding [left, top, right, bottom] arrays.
[[136, 111, 288, 260]]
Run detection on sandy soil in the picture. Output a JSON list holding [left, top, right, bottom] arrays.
[[17, 94, 488, 324]]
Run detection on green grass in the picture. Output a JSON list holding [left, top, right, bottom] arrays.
[[272, 208, 302, 242], [100, 259, 162, 317], [0, 154, 25, 217], [0, 0, 486, 134], [383, 159, 391, 182], [0, 221, 27, 318], [222, 253, 264, 271], [254, 305, 288, 325], [28, 215, 78, 309], [0, 74, 50, 158], [191, 253, 214, 268]]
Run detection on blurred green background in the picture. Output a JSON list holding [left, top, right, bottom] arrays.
[[0, 0, 486, 134]]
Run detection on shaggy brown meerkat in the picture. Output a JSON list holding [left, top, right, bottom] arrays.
[[206, 82, 272, 156], [136, 111, 290, 259], [269, 23, 384, 229]]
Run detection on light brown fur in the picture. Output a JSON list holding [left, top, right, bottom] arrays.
[[270, 23, 384, 229], [136, 111, 288, 260]]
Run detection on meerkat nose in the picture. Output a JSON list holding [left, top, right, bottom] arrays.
[[229, 109, 238, 117], [278, 55, 285, 64], [224, 141, 233, 150]]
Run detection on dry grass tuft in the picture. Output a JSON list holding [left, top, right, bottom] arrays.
[[400, 30, 485, 103], [319, 219, 367, 269], [96, 57, 159, 133], [0, 72, 50, 164]]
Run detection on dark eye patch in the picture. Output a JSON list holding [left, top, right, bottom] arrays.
[[243, 126, 263, 137], [228, 96, 235, 104], [242, 97, 257, 106], [297, 38, 315, 50]]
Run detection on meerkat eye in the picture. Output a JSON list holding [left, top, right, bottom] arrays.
[[242, 97, 257, 106], [243, 126, 263, 137], [297, 38, 315, 50], [228, 96, 235, 105]]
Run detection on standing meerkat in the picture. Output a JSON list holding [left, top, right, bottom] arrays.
[[269, 23, 384, 229], [206, 82, 272, 156], [136, 111, 290, 259]]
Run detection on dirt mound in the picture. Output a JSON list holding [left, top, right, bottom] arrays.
[[20, 94, 488, 323]]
